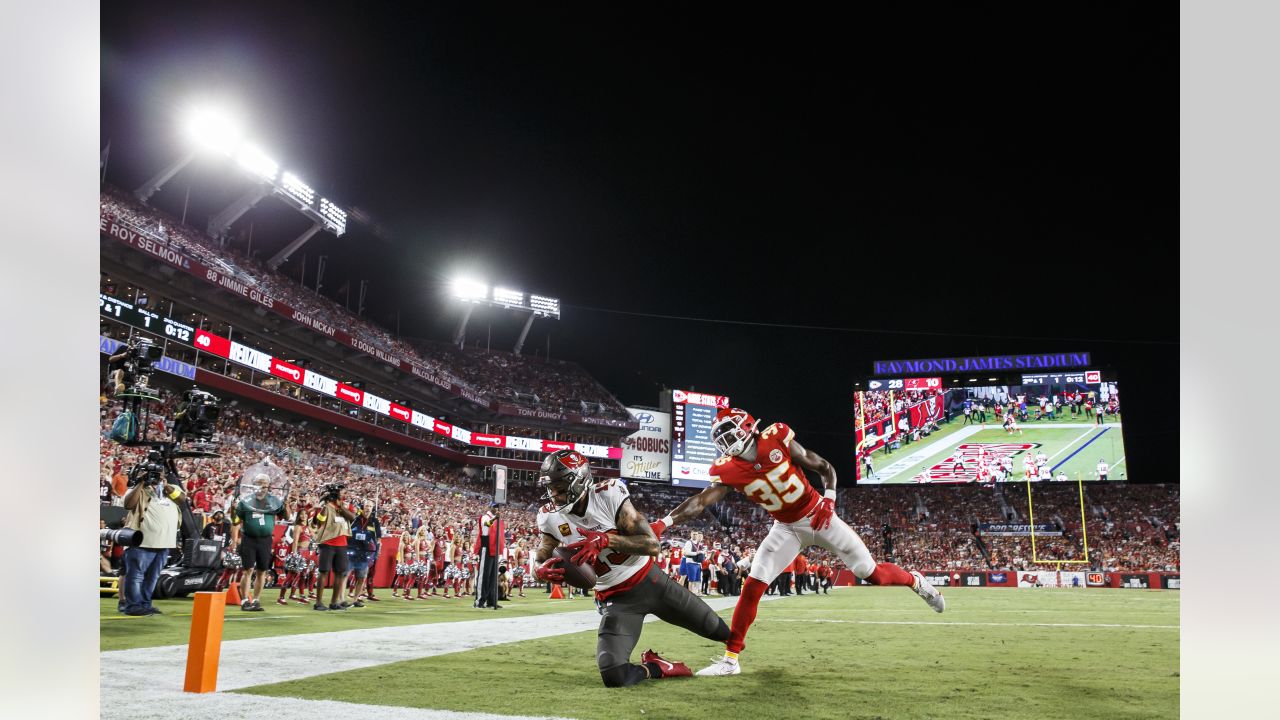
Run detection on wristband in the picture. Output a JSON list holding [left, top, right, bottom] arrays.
[[662, 514, 674, 527], [824, 490, 837, 500], [167, 489, 181, 500]]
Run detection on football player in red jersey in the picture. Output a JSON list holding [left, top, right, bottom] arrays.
[[651, 408, 946, 676]]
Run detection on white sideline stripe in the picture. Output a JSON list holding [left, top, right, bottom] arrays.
[[772, 619, 1177, 630], [100, 595, 758, 720]]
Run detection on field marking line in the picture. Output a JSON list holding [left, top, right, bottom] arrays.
[[1113, 456, 1127, 469], [1051, 427, 1110, 473], [771, 619, 1177, 630], [100, 594, 766, 720]]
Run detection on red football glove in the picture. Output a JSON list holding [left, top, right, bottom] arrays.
[[565, 529, 612, 566], [650, 519, 668, 538], [809, 494, 836, 531], [535, 556, 565, 583]]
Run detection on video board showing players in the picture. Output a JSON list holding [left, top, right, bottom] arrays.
[[854, 372, 1126, 485], [670, 389, 730, 488]]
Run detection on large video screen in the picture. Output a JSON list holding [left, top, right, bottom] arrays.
[[671, 389, 730, 488], [854, 372, 1126, 484]]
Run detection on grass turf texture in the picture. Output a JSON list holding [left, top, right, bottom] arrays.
[[100, 592, 598, 651], [865, 418, 1127, 485], [238, 587, 1179, 720]]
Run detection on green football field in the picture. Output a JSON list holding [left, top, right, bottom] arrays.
[[863, 416, 1127, 485], [178, 587, 1178, 720]]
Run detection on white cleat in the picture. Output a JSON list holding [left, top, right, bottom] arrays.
[[695, 657, 742, 676], [910, 570, 946, 613]]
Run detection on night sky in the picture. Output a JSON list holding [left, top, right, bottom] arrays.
[[101, 4, 1177, 482]]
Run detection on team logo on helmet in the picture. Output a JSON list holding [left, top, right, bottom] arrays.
[[712, 407, 758, 458], [559, 451, 588, 469]]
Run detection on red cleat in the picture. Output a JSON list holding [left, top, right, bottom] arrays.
[[641, 649, 692, 678], [276, 598, 289, 606]]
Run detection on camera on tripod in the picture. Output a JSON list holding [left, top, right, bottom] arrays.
[[109, 336, 164, 398], [174, 388, 220, 446]]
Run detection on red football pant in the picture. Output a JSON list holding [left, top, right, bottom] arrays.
[[865, 562, 914, 587], [726, 576, 769, 654]]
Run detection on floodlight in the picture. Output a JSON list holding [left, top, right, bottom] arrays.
[[236, 145, 278, 181], [493, 287, 524, 307], [530, 294, 560, 318], [452, 279, 489, 302], [186, 107, 242, 155], [318, 198, 347, 235], [281, 172, 316, 207]]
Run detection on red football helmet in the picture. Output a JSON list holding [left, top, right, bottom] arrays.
[[712, 407, 758, 457]]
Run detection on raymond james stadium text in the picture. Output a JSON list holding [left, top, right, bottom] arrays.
[[873, 353, 1091, 376]]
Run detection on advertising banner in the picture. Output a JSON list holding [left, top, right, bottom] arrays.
[[620, 408, 671, 482], [979, 523, 1063, 537], [1018, 571, 1086, 588], [1120, 573, 1151, 589]]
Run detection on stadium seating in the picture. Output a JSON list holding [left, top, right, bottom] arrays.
[[100, 188, 630, 422]]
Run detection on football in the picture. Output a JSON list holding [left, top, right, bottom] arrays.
[[553, 546, 598, 590]]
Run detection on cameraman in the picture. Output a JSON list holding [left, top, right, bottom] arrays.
[[310, 485, 355, 611], [120, 475, 186, 616], [230, 474, 292, 612], [360, 501, 385, 602], [347, 501, 381, 606]]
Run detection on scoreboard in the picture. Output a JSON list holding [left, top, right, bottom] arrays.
[[670, 389, 730, 487], [100, 293, 196, 344]]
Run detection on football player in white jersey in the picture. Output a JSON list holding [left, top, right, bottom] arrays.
[[1096, 459, 1110, 481], [532, 450, 730, 687]]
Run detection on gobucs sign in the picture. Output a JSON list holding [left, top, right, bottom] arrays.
[[912, 443, 1039, 484]]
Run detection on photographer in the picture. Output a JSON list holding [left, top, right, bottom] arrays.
[[230, 474, 292, 612], [120, 474, 186, 616], [363, 502, 384, 602], [310, 484, 355, 611], [346, 501, 377, 607]]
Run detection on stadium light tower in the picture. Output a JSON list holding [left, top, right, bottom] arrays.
[[135, 107, 242, 203], [132, 102, 349, 254], [450, 279, 488, 346], [448, 279, 560, 352]]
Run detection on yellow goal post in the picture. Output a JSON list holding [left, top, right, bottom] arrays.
[[1024, 476, 1092, 565]]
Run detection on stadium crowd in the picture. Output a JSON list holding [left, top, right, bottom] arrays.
[[101, 188, 630, 421], [100, 385, 1178, 612]]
